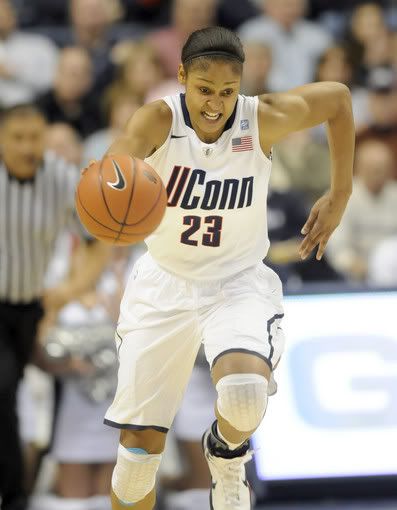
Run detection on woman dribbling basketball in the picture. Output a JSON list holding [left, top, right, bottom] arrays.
[[99, 26, 355, 510]]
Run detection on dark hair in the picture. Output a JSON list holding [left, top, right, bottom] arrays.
[[0, 103, 46, 125], [182, 26, 245, 74]]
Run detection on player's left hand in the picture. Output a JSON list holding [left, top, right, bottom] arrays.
[[299, 192, 350, 261]]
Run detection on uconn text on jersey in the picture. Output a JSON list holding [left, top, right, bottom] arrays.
[[166, 166, 254, 210]]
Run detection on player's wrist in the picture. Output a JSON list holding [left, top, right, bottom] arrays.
[[328, 188, 351, 204]]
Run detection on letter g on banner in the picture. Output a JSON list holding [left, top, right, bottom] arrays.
[[289, 335, 397, 428]]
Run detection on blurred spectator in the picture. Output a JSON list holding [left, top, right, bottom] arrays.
[[43, 0, 145, 96], [391, 30, 397, 70], [312, 45, 371, 137], [11, 0, 68, 27], [145, 78, 184, 103], [28, 237, 121, 510], [238, 0, 332, 91], [162, 359, 215, 510], [241, 41, 272, 96], [368, 234, 397, 287], [309, 0, 387, 19], [266, 188, 307, 284], [266, 188, 342, 286], [31, 248, 123, 510], [356, 66, 397, 172], [109, 40, 165, 103], [68, 0, 125, 47], [67, 0, 123, 94], [46, 123, 83, 167], [310, 0, 388, 39], [36, 47, 104, 137], [147, 0, 217, 77], [0, 0, 59, 106], [345, 3, 391, 85], [83, 91, 141, 165], [271, 131, 330, 207], [122, 0, 169, 25], [216, 0, 260, 31], [0, 103, 109, 510], [326, 139, 397, 281], [17, 365, 53, 496]]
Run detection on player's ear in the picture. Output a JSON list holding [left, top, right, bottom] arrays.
[[178, 64, 187, 85]]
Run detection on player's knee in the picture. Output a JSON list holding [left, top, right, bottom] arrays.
[[112, 444, 162, 505], [216, 373, 269, 432]]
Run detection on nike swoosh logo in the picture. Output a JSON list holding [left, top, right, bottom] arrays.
[[171, 134, 187, 139], [107, 160, 126, 190]]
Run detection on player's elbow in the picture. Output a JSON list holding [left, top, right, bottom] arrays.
[[333, 82, 351, 103], [328, 82, 352, 116]]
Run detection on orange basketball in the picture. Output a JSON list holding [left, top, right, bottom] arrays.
[[75, 155, 167, 245]]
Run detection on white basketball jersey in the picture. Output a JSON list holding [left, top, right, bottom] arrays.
[[145, 93, 272, 280]]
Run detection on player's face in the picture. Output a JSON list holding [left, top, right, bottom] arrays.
[[0, 114, 46, 179], [179, 60, 241, 142]]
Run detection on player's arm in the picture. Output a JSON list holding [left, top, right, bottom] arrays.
[[106, 100, 172, 159], [258, 82, 355, 261]]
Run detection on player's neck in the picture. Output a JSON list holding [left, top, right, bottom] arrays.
[[191, 122, 224, 144]]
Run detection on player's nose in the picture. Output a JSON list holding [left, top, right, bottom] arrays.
[[206, 98, 222, 112]]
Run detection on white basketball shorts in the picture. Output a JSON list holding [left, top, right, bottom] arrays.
[[104, 253, 285, 432]]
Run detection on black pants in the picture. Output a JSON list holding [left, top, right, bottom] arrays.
[[0, 301, 44, 510]]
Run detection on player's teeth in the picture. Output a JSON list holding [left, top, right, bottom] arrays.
[[204, 112, 220, 119]]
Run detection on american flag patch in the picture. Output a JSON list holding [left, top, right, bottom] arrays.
[[232, 136, 253, 152]]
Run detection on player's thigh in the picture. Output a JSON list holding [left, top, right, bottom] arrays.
[[204, 263, 285, 379], [106, 314, 202, 432]]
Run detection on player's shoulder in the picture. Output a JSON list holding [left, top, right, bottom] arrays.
[[130, 99, 173, 146], [138, 99, 173, 129]]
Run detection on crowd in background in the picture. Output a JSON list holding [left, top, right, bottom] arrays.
[[2, 0, 397, 287], [1, 0, 397, 509]]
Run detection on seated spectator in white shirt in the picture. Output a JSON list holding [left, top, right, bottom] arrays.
[[0, 0, 59, 106], [368, 235, 397, 287], [326, 139, 397, 281], [238, 0, 332, 91]]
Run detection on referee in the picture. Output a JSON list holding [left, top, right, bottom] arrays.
[[0, 104, 110, 510]]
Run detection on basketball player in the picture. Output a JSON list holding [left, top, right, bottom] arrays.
[[102, 27, 355, 509]]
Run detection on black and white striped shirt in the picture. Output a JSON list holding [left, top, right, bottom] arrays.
[[0, 151, 86, 304]]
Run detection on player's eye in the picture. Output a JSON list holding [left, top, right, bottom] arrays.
[[199, 87, 210, 94], [222, 89, 234, 96]]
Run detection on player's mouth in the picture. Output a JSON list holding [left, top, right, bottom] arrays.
[[202, 111, 222, 123]]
